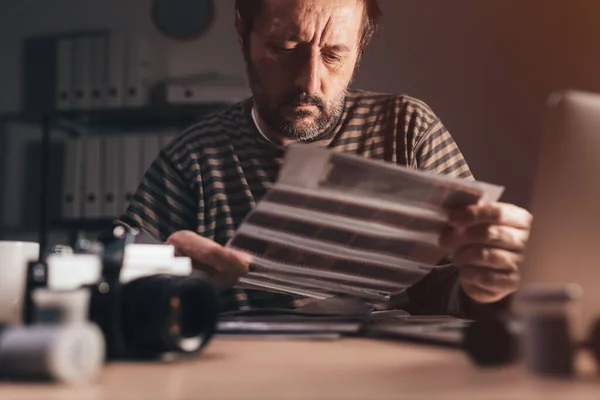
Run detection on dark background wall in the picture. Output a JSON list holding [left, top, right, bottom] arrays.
[[0, 0, 594, 244]]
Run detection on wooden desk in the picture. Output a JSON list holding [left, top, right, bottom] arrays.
[[1, 337, 598, 399]]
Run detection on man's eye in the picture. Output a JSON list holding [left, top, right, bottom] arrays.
[[271, 44, 295, 52], [323, 53, 341, 63]]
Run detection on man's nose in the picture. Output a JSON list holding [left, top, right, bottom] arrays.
[[294, 51, 321, 95]]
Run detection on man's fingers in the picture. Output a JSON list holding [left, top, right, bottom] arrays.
[[440, 224, 530, 252], [459, 266, 519, 292], [166, 230, 252, 277], [445, 203, 529, 303], [459, 266, 519, 303], [215, 247, 253, 276], [192, 260, 239, 288], [452, 245, 522, 271], [449, 202, 533, 229], [460, 280, 512, 304]]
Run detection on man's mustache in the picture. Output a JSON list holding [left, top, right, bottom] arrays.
[[278, 93, 326, 109]]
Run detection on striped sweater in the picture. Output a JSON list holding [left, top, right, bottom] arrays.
[[117, 90, 498, 317]]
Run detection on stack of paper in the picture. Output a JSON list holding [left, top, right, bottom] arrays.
[[227, 144, 504, 306]]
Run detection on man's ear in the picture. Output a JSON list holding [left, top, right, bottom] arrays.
[[234, 11, 244, 49]]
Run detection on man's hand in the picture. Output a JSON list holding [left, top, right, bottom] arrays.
[[440, 202, 533, 304], [166, 230, 252, 290]]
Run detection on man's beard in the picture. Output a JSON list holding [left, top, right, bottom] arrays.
[[245, 58, 347, 142]]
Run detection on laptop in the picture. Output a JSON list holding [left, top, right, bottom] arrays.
[[520, 89, 600, 340]]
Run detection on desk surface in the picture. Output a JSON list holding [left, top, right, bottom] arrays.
[[1, 337, 598, 400]]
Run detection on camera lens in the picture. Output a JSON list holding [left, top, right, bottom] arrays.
[[120, 273, 218, 357]]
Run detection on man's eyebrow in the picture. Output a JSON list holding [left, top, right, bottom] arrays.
[[267, 31, 352, 52], [326, 44, 351, 52]]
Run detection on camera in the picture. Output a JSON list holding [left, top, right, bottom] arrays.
[[0, 225, 219, 382]]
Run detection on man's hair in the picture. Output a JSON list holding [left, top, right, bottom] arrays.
[[235, 0, 382, 51]]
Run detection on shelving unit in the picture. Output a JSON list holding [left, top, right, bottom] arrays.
[[2, 102, 229, 131], [0, 101, 231, 253]]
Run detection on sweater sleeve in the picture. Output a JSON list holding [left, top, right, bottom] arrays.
[[406, 114, 509, 319], [114, 146, 198, 242]]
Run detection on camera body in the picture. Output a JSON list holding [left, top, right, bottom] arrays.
[[9, 225, 218, 374]]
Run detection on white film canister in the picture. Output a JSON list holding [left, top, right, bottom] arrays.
[[0, 323, 105, 383]]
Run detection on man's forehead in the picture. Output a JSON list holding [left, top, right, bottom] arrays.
[[258, 0, 363, 45]]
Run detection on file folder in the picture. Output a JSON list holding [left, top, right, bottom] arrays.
[[55, 38, 73, 111], [123, 35, 154, 108], [122, 135, 143, 207], [90, 35, 108, 109], [106, 33, 126, 109], [82, 136, 102, 218], [71, 36, 93, 110], [61, 138, 84, 218], [101, 135, 124, 218]]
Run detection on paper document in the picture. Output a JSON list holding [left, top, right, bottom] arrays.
[[227, 144, 504, 306]]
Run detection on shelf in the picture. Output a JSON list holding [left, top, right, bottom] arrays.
[[51, 218, 115, 231], [1, 102, 231, 131], [2, 102, 233, 236]]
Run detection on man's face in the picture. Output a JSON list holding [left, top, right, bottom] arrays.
[[240, 0, 364, 141]]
